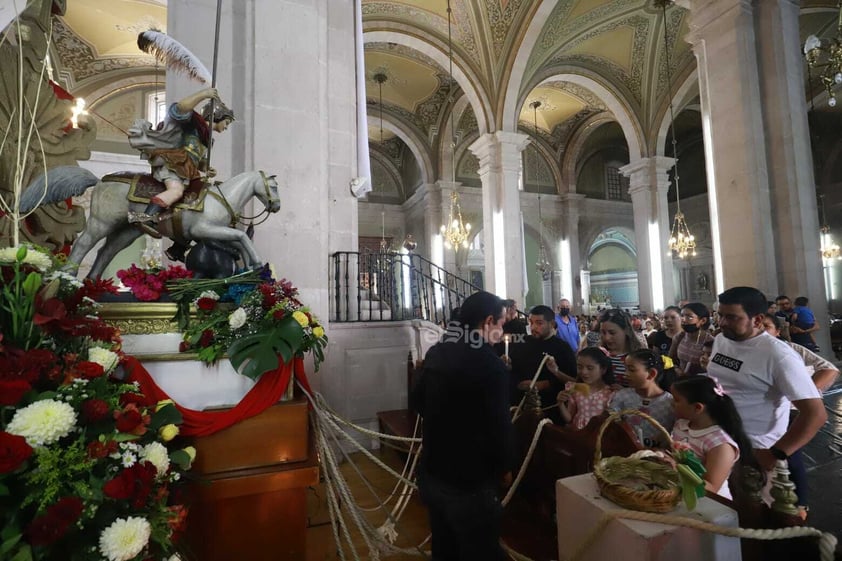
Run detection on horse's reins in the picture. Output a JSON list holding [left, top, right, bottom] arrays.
[[209, 170, 278, 228]]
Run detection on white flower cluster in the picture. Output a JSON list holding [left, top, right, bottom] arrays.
[[7, 399, 77, 447], [88, 347, 119, 373], [228, 307, 247, 329], [139, 441, 171, 478], [98, 517, 151, 561], [112, 441, 140, 468], [198, 290, 220, 301], [0, 246, 53, 271], [46, 269, 84, 288]]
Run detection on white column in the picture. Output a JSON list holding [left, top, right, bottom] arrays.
[[620, 157, 676, 312], [677, 0, 777, 296], [560, 193, 585, 311], [469, 131, 530, 301], [580, 269, 592, 315]]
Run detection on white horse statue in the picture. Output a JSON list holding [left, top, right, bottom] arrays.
[[19, 166, 280, 278]]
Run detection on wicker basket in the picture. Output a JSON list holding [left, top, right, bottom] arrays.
[[593, 409, 681, 513]]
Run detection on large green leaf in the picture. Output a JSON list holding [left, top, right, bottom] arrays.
[[228, 317, 305, 380]]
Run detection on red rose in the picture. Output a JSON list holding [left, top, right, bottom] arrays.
[[25, 513, 66, 547], [80, 399, 110, 424], [197, 297, 217, 311], [0, 431, 33, 473], [119, 391, 155, 408], [0, 379, 31, 406], [114, 404, 150, 435], [199, 329, 214, 347], [104, 462, 157, 508], [75, 361, 105, 380], [87, 440, 117, 459], [272, 309, 285, 321], [49, 496, 84, 524], [179, 341, 190, 353]]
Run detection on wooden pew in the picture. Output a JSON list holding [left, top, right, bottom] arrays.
[[375, 352, 421, 454]]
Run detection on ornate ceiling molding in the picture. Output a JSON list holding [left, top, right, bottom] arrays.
[[52, 18, 155, 88]]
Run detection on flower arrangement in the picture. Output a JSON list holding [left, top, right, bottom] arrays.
[[116, 265, 193, 302], [0, 246, 193, 561], [171, 272, 327, 379]]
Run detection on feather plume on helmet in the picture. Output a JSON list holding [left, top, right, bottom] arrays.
[[137, 29, 212, 84]]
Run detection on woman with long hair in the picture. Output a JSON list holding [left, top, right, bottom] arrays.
[[598, 308, 642, 387], [668, 302, 714, 376]]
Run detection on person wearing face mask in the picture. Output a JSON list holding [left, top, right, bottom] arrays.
[[668, 302, 714, 376], [554, 298, 579, 353]]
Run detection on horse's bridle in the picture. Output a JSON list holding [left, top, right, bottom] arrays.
[[210, 170, 279, 227]]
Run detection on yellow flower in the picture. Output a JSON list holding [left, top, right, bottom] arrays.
[[292, 311, 309, 327], [313, 326, 325, 339], [155, 399, 175, 412], [183, 446, 197, 462], [159, 424, 179, 442]]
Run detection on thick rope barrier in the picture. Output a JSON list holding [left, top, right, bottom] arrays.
[[361, 414, 421, 513], [567, 507, 838, 561], [502, 417, 553, 506]]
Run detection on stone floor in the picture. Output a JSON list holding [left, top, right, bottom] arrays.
[[803, 380, 842, 542]]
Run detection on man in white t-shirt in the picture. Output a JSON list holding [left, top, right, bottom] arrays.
[[707, 286, 826, 473]]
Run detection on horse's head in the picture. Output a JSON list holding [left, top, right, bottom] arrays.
[[257, 171, 281, 213]]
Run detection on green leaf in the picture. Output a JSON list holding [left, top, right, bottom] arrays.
[[15, 246, 27, 262], [149, 403, 183, 431], [0, 482, 9, 496], [10, 543, 32, 561], [1, 532, 22, 555], [169, 449, 192, 470], [113, 432, 141, 442]]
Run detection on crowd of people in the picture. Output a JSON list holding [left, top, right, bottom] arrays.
[[410, 287, 837, 560]]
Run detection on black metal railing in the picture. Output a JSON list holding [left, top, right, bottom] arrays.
[[330, 251, 483, 324]]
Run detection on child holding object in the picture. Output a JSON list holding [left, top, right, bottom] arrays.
[[556, 347, 616, 429], [608, 349, 675, 448], [670, 376, 755, 499]]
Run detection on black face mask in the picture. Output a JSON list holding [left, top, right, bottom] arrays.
[[559, 308, 570, 317], [682, 323, 700, 333]]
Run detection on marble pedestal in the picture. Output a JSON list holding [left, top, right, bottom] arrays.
[[556, 474, 741, 561]]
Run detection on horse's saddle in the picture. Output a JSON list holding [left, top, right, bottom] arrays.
[[105, 172, 208, 212]]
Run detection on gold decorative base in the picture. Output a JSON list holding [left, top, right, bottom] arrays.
[[98, 302, 180, 335]]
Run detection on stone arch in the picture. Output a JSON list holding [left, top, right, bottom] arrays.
[[654, 68, 699, 156], [368, 150, 405, 200], [367, 113, 435, 185], [500, 0, 561, 131], [439, 94, 472, 180], [519, 131, 563, 193], [522, 69, 644, 161], [561, 112, 616, 192], [582, 226, 637, 262], [363, 30, 492, 134]]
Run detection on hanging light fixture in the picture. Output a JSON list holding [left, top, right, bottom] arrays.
[[660, 0, 696, 259], [531, 100, 552, 274], [373, 72, 387, 142], [439, 0, 471, 251], [819, 195, 842, 260], [804, 2, 842, 108]]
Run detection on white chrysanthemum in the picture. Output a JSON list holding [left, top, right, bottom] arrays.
[[140, 441, 170, 478], [0, 246, 53, 271], [7, 399, 77, 447], [46, 269, 84, 288], [121, 451, 137, 468], [88, 347, 119, 373], [98, 517, 151, 561], [228, 307, 247, 329], [198, 290, 220, 301]]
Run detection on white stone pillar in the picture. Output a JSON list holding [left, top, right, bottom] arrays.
[[620, 157, 676, 312], [677, 0, 778, 296], [754, 0, 829, 352], [560, 193, 585, 310], [469, 131, 530, 301], [580, 269, 592, 315]]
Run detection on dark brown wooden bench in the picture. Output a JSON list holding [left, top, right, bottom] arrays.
[[375, 352, 422, 454]]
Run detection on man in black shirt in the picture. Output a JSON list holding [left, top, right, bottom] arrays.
[[508, 305, 578, 421], [410, 291, 513, 560]]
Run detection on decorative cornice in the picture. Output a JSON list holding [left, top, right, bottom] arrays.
[[98, 302, 179, 335]]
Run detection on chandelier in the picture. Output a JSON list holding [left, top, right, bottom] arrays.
[[660, 0, 696, 259], [439, 0, 471, 251], [530, 100, 552, 274], [441, 191, 471, 249], [804, 2, 842, 107], [819, 195, 842, 260]]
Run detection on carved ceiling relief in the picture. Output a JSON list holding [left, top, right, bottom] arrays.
[[523, 144, 555, 189], [457, 106, 478, 135], [52, 18, 153, 87], [457, 150, 480, 179], [484, 0, 529, 59], [652, 9, 692, 103], [370, 159, 401, 198], [362, 2, 481, 67], [550, 108, 606, 152], [0, 0, 95, 250]]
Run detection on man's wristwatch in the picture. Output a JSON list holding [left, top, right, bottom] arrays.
[[769, 446, 788, 460]]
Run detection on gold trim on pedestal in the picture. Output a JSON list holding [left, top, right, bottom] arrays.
[[98, 302, 180, 335]]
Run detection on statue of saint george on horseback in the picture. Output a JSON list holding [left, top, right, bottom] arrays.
[[127, 87, 234, 260], [16, 30, 281, 279]]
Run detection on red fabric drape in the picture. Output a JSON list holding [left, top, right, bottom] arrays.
[[123, 355, 312, 437]]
